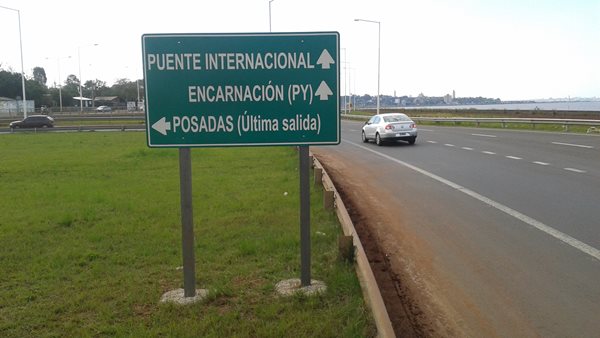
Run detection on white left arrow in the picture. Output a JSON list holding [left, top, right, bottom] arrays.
[[315, 81, 333, 100], [152, 117, 171, 136]]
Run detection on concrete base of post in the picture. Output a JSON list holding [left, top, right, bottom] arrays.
[[160, 288, 209, 305], [275, 279, 327, 297]]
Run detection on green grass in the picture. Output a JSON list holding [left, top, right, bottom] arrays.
[[0, 132, 375, 337]]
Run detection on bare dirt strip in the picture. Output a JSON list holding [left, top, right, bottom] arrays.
[[313, 149, 462, 337]]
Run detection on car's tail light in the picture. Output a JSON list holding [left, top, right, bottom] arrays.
[[410, 123, 416, 129], [385, 124, 393, 130]]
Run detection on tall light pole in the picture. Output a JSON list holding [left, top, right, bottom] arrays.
[[1, 5, 27, 118], [78, 43, 98, 112], [341, 48, 347, 114], [354, 18, 381, 115], [348, 66, 356, 111], [46, 55, 71, 112], [269, 0, 275, 32]]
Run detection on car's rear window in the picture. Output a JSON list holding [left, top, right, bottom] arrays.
[[383, 115, 410, 122]]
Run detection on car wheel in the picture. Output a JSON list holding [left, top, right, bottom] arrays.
[[408, 137, 416, 145], [361, 131, 368, 143], [375, 133, 383, 146]]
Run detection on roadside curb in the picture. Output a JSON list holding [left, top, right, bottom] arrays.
[[311, 153, 396, 338]]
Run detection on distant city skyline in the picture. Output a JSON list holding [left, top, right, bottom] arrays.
[[1, 0, 598, 101]]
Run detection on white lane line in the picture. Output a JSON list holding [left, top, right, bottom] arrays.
[[564, 168, 587, 173], [444, 144, 455, 147], [506, 156, 522, 160], [347, 140, 600, 262], [533, 161, 550, 166], [472, 133, 497, 138], [482, 151, 496, 155], [552, 142, 594, 149], [462, 147, 474, 151], [419, 128, 434, 131], [427, 140, 438, 144]]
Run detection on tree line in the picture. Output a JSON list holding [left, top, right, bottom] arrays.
[[0, 65, 143, 108]]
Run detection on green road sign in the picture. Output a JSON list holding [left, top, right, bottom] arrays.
[[142, 32, 340, 147]]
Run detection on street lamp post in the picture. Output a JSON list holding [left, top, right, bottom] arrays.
[[348, 66, 355, 111], [341, 48, 347, 114], [78, 43, 98, 113], [269, 0, 275, 32], [354, 18, 381, 115], [46, 56, 71, 112], [1, 5, 27, 118]]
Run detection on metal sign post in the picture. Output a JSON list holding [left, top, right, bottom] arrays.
[[179, 148, 196, 297], [299, 145, 311, 286]]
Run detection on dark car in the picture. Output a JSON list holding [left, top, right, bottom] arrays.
[[9, 115, 55, 129]]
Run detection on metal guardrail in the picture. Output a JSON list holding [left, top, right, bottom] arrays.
[[3, 115, 600, 134], [0, 125, 145, 133], [342, 114, 600, 133], [0, 113, 144, 124]]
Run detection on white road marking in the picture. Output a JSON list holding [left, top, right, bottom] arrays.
[[552, 142, 594, 149], [506, 156, 522, 160], [533, 161, 550, 166], [419, 128, 434, 131], [482, 151, 496, 155], [444, 144, 455, 147], [348, 140, 600, 262], [462, 147, 474, 150], [564, 168, 587, 173], [472, 133, 497, 138], [427, 141, 438, 144]]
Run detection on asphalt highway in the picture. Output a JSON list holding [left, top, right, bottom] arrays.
[[315, 120, 600, 336]]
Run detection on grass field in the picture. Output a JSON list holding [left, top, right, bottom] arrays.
[[0, 132, 375, 337]]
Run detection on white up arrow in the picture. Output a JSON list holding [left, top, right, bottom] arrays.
[[315, 81, 333, 100], [152, 117, 171, 136], [316, 49, 335, 69]]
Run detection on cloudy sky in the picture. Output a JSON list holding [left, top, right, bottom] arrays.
[[1, 0, 598, 100]]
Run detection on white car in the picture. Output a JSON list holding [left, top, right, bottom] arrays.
[[96, 105, 112, 112], [362, 113, 417, 146]]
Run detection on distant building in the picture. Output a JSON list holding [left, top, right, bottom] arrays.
[[73, 96, 93, 108], [444, 94, 453, 104], [0, 97, 35, 117], [94, 96, 121, 107]]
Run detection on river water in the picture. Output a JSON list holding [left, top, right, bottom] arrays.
[[402, 101, 600, 112]]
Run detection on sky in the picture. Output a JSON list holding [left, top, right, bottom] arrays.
[[1, 0, 598, 101]]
